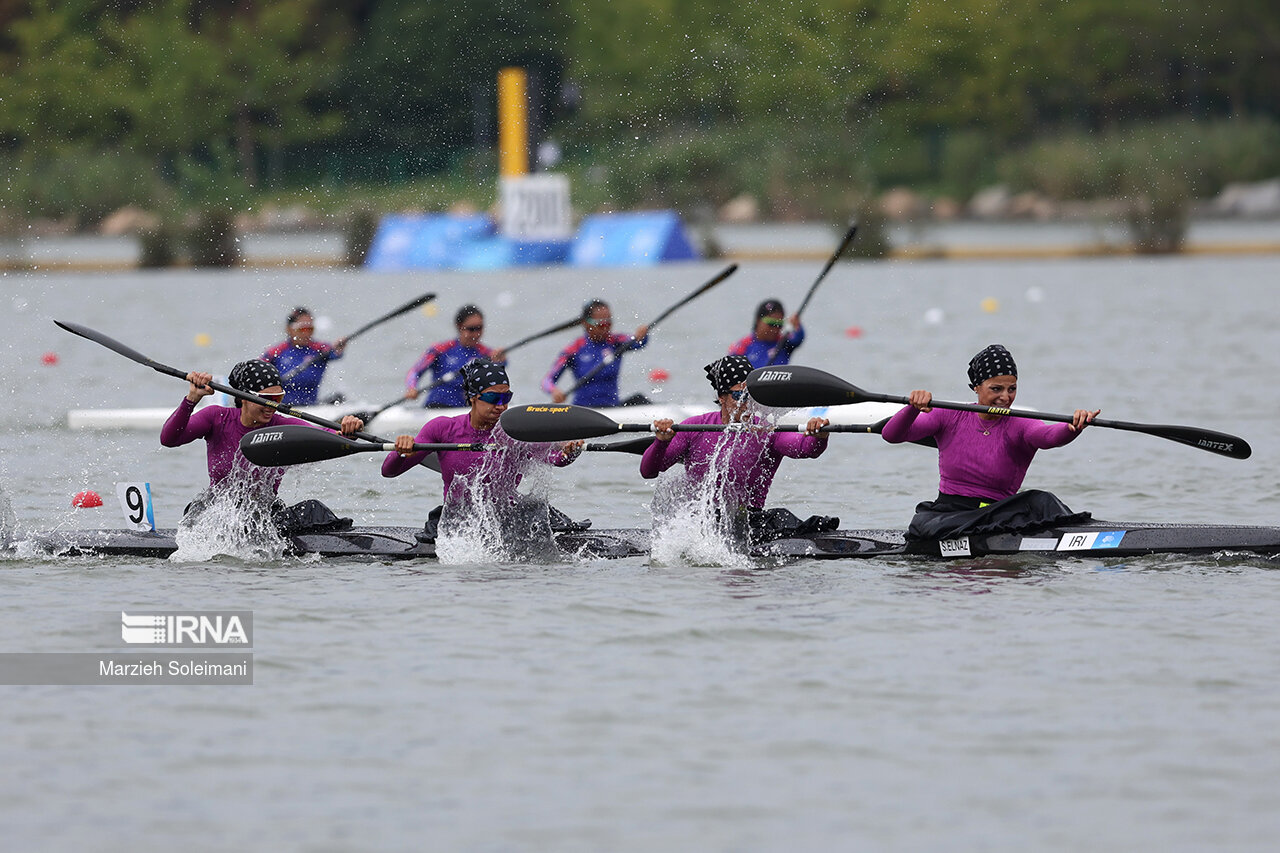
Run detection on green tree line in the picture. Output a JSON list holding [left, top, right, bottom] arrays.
[[1, 0, 1277, 226]]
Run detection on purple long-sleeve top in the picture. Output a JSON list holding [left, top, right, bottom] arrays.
[[880, 406, 1080, 501], [639, 411, 828, 509], [160, 398, 317, 493], [381, 412, 575, 502]]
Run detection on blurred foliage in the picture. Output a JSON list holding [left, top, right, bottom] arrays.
[[0, 0, 1277, 229]]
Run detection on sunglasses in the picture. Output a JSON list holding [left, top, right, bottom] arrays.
[[253, 391, 285, 403], [475, 390, 513, 406], [761, 318, 785, 328], [724, 389, 749, 401], [460, 324, 484, 333], [585, 318, 613, 327]]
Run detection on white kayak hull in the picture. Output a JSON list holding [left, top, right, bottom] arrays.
[[66, 400, 905, 433]]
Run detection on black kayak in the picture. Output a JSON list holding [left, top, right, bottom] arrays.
[[759, 519, 1280, 560], [17, 526, 651, 561], [14, 520, 1280, 561]]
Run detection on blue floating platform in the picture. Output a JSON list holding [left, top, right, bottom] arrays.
[[364, 214, 496, 270], [569, 211, 700, 267]]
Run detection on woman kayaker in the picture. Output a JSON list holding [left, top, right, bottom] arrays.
[[880, 343, 1099, 540], [161, 359, 364, 531], [729, 298, 804, 368], [404, 304, 507, 409], [542, 300, 650, 407], [642, 355, 835, 542], [261, 307, 348, 406], [385, 359, 583, 542]]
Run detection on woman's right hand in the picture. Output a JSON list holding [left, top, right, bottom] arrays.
[[393, 435, 416, 456], [551, 389, 567, 404], [185, 371, 214, 403], [907, 389, 933, 412], [652, 418, 675, 441], [403, 388, 420, 401]]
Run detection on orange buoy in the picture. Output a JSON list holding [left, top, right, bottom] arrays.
[[844, 326, 864, 338], [648, 368, 670, 383], [71, 490, 104, 508], [41, 351, 59, 365]]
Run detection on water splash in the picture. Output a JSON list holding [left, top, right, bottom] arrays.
[[0, 484, 15, 551], [647, 425, 773, 567], [170, 485, 289, 562], [433, 445, 562, 565]]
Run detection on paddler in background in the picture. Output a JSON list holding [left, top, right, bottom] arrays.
[[261, 307, 348, 406], [642, 355, 836, 543], [404, 304, 507, 409], [879, 343, 1099, 541], [161, 359, 364, 534], [384, 359, 584, 543], [729, 298, 804, 367], [542, 299, 650, 407]]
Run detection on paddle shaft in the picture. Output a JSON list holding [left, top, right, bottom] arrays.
[[280, 291, 436, 382], [764, 223, 857, 366], [745, 364, 1250, 459], [565, 263, 738, 395]]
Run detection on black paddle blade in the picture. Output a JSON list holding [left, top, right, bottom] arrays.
[[1125, 423, 1252, 460], [585, 436, 655, 456], [746, 365, 870, 407], [500, 404, 621, 441], [240, 426, 360, 467]]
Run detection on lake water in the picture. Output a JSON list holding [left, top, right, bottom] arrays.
[[1, 257, 1279, 851]]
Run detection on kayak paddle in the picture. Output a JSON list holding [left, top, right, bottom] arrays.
[[54, 320, 432, 469], [499, 403, 903, 443], [280, 290, 436, 382], [239, 425, 492, 466], [241, 425, 655, 467], [745, 364, 1252, 460], [764, 222, 857, 366], [562, 263, 739, 397]]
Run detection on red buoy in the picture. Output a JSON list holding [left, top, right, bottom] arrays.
[[844, 326, 864, 339], [71, 490, 103, 508], [648, 368, 670, 383], [42, 352, 59, 365]]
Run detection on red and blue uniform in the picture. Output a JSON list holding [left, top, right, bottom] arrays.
[[729, 327, 804, 368], [406, 340, 499, 408], [261, 341, 341, 406], [542, 333, 648, 407]]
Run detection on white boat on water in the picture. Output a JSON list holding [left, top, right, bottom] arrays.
[[66, 399, 906, 433]]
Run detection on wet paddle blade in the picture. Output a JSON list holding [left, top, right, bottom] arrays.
[[240, 426, 364, 467], [746, 365, 876, 407], [500, 404, 622, 441]]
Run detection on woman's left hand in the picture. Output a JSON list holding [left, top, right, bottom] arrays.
[[562, 440, 584, 460], [1069, 408, 1100, 432], [339, 415, 364, 435], [804, 417, 830, 436]]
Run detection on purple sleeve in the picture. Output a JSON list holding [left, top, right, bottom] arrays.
[[640, 432, 689, 479], [1019, 420, 1080, 450], [771, 430, 828, 459], [381, 420, 436, 478], [160, 399, 214, 447], [880, 405, 941, 444]]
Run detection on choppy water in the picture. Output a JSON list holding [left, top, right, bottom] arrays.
[[2, 257, 1279, 851]]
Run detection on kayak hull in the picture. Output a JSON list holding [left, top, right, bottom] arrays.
[[16, 521, 1280, 561], [66, 400, 904, 432]]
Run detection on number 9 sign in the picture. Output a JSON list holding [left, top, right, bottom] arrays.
[[115, 483, 155, 532]]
